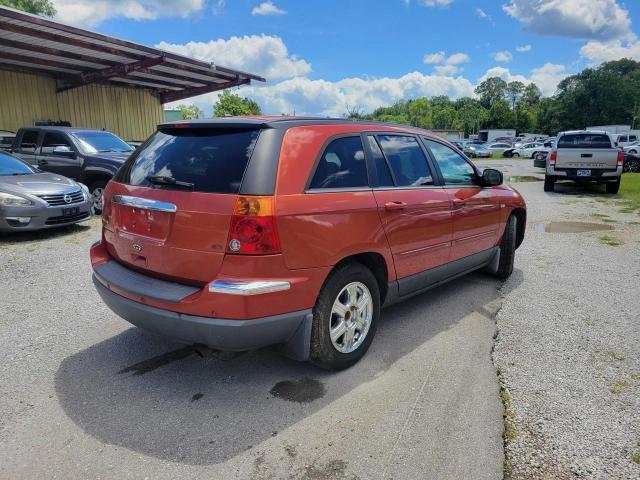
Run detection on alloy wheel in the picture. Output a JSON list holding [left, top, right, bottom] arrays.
[[329, 282, 373, 354]]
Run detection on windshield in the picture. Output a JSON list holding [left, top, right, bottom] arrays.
[[72, 131, 134, 154], [0, 152, 34, 176]]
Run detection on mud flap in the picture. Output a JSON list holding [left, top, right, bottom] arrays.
[[484, 247, 501, 274], [278, 313, 313, 361]]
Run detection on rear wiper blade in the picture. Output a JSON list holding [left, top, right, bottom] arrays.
[[145, 175, 194, 189]]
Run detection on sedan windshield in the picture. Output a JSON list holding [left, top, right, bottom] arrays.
[[72, 131, 134, 154], [0, 152, 34, 176]]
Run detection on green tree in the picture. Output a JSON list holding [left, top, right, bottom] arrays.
[[177, 104, 204, 120], [475, 77, 507, 109], [520, 83, 542, 109], [0, 0, 56, 15], [505, 81, 525, 110], [213, 90, 261, 117]]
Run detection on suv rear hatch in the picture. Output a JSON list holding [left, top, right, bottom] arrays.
[[103, 124, 263, 284], [555, 133, 618, 169]]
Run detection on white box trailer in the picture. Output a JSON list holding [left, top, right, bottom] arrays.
[[478, 129, 516, 142]]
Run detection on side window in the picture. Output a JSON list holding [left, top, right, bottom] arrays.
[[377, 135, 433, 187], [309, 136, 368, 189], [41, 132, 72, 155], [423, 139, 477, 185], [629, 135, 637, 142], [365, 135, 393, 187], [619, 135, 628, 143], [19, 130, 39, 154]]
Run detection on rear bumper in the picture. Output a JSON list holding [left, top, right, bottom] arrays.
[[93, 276, 313, 359], [547, 165, 622, 180]]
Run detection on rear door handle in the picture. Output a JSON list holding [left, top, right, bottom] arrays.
[[385, 201, 407, 211], [452, 198, 466, 208], [37, 159, 47, 165]]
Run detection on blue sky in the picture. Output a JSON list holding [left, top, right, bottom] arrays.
[[51, 0, 640, 115]]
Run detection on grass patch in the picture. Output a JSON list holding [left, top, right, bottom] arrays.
[[605, 351, 625, 361], [599, 235, 623, 246], [602, 218, 617, 223], [619, 173, 640, 208], [619, 206, 636, 213], [25, 243, 39, 252], [632, 452, 640, 465], [628, 221, 640, 225], [590, 213, 610, 218], [611, 379, 630, 394]]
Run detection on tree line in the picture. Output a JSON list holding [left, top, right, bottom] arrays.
[[359, 59, 640, 136]]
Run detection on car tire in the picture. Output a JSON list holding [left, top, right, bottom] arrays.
[[606, 178, 621, 194], [494, 215, 517, 280], [309, 262, 380, 371], [89, 180, 108, 213], [512, 152, 520, 157], [629, 149, 637, 154], [544, 175, 555, 192]]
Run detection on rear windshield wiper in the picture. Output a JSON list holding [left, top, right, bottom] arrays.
[[145, 175, 194, 190]]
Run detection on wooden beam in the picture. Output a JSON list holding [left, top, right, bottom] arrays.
[[57, 56, 167, 92], [0, 37, 119, 68], [0, 20, 145, 61], [159, 78, 251, 104], [0, 51, 84, 72]]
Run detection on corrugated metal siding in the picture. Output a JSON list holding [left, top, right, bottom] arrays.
[[0, 70, 162, 141]]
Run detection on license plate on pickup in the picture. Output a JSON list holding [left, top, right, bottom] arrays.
[[577, 169, 591, 177], [62, 207, 79, 217]]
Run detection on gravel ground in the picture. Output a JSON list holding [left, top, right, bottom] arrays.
[[2, 161, 639, 479], [484, 162, 640, 479]]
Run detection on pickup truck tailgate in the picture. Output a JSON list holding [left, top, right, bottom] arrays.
[[555, 148, 618, 169]]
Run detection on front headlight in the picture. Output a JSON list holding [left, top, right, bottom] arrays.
[[78, 183, 91, 201], [0, 192, 33, 206]]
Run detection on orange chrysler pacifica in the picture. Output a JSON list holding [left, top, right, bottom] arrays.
[[90, 117, 526, 370]]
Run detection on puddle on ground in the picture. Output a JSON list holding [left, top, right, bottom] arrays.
[[507, 176, 543, 182], [531, 221, 614, 233], [270, 377, 326, 403]]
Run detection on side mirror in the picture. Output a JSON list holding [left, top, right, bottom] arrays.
[[52, 145, 74, 157], [482, 168, 503, 186]]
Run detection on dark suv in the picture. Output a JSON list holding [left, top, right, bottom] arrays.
[[91, 117, 526, 370], [11, 127, 134, 211]]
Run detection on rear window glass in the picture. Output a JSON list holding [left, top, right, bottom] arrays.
[[118, 128, 260, 194], [557, 134, 612, 149], [309, 136, 368, 189]]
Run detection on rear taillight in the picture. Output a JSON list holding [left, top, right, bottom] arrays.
[[227, 196, 281, 255], [102, 194, 112, 224], [549, 151, 557, 166], [617, 150, 624, 166]]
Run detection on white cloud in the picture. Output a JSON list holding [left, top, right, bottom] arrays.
[[170, 72, 475, 117], [479, 66, 530, 85], [446, 53, 470, 65], [502, 0, 632, 41], [530, 63, 569, 96], [434, 64, 461, 75], [251, 1, 286, 16], [580, 39, 640, 63], [476, 7, 495, 25], [493, 50, 513, 62], [421, 0, 453, 5], [516, 44, 532, 52], [52, 0, 204, 26], [156, 35, 311, 79], [424, 51, 446, 64]]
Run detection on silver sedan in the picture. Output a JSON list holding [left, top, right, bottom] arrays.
[[0, 151, 93, 232]]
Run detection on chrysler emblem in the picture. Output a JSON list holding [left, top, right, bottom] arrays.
[[132, 243, 142, 252], [63, 194, 72, 204]]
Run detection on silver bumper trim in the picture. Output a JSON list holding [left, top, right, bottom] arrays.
[[112, 195, 177, 213], [209, 279, 291, 295]]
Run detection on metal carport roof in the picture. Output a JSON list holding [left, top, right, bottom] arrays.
[[0, 6, 265, 103]]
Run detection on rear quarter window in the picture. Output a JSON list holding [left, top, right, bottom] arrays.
[[116, 128, 260, 194], [557, 134, 612, 149]]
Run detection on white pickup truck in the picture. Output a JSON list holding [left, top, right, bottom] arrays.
[[545, 130, 623, 193]]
